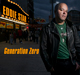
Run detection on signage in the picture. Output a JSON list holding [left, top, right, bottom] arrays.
[[15, 24, 19, 29], [3, 6, 27, 22], [35, 18, 46, 23], [6, 23, 13, 29], [30, 24, 43, 28], [39, 19, 46, 23], [0, 21, 6, 28], [0, 0, 30, 24]]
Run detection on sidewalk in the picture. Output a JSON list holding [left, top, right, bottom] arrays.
[[0, 39, 50, 75]]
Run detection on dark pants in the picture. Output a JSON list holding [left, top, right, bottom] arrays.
[[51, 59, 79, 75], [19, 36, 22, 43], [6, 37, 8, 43]]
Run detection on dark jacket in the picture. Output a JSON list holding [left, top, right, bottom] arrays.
[[40, 18, 80, 71]]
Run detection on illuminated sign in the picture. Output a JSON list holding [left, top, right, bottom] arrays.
[[3, 6, 27, 22], [0, 21, 6, 28], [39, 19, 46, 23], [6, 23, 13, 29], [15, 24, 19, 29]]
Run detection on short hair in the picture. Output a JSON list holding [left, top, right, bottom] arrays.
[[54, 3, 68, 13]]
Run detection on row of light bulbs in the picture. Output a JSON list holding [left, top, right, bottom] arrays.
[[7, 0, 29, 17], [1, 14, 29, 24], [1, 14, 27, 24]]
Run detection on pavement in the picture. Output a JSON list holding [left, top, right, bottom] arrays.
[[0, 39, 50, 75]]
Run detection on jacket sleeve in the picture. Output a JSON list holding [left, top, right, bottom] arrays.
[[72, 26, 80, 64], [40, 26, 52, 71]]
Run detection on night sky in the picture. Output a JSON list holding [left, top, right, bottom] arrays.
[[34, 0, 80, 24]]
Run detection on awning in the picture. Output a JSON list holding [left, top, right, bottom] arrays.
[[0, 17, 27, 25]]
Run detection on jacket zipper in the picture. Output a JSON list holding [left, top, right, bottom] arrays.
[[53, 23, 60, 64]]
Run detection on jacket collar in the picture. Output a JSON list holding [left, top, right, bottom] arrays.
[[49, 18, 73, 34], [50, 18, 73, 27]]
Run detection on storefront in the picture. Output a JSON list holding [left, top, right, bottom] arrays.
[[0, 0, 30, 41]]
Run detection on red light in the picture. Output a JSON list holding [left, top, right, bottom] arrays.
[[40, 19, 46, 23], [26, 27, 29, 29]]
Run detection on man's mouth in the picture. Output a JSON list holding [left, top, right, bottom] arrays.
[[62, 15, 66, 17]]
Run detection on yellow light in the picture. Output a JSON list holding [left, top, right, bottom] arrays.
[[11, 1, 13, 3], [7, 0, 29, 17], [6, 7, 9, 16], [1, 14, 4, 17], [5, 16, 8, 18], [13, 2, 15, 4], [18, 13, 20, 20], [11, 18, 13, 20], [10, 9, 12, 17], [9, 17, 10, 19], [3, 6, 6, 15], [15, 3, 17, 5], [7, 0, 10, 2]]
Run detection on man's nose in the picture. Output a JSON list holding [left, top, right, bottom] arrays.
[[63, 11, 66, 14], [63, 11, 67, 14]]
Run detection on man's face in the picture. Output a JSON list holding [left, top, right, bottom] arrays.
[[56, 4, 68, 21]]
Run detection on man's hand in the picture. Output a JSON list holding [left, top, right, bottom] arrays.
[[75, 62, 80, 71], [50, 67, 55, 72]]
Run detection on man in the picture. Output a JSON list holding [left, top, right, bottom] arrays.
[[40, 3, 80, 75], [18, 28, 22, 43]]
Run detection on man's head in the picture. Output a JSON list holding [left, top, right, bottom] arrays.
[[54, 3, 68, 22]]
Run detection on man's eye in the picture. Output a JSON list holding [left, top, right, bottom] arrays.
[[60, 9, 63, 11]]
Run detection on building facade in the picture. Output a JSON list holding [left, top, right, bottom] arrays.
[[0, 0, 31, 41], [67, 10, 80, 30], [67, 10, 80, 24], [27, 0, 34, 22]]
